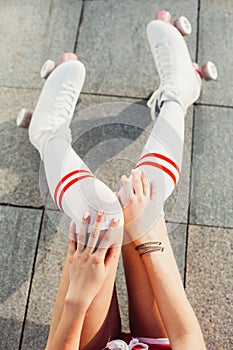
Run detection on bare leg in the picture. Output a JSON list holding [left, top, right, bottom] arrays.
[[120, 171, 205, 349], [137, 214, 206, 349], [46, 248, 121, 350], [122, 218, 168, 339]]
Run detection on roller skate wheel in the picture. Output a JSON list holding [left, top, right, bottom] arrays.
[[192, 62, 199, 71], [155, 10, 171, 23], [16, 108, 32, 128], [200, 61, 218, 81], [61, 52, 78, 62], [174, 16, 192, 35], [40, 59, 56, 79]]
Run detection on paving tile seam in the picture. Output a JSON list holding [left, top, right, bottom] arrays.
[[186, 222, 233, 230], [74, 0, 85, 53], [0, 85, 232, 110], [0, 85, 41, 92], [80, 91, 146, 101], [1, 204, 232, 230], [195, 0, 201, 63], [183, 0, 201, 288], [18, 208, 45, 350], [0, 203, 44, 210], [184, 107, 197, 288], [195, 102, 233, 110]]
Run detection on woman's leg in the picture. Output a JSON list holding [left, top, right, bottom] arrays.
[[29, 59, 124, 348], [29, 59, 123, 232], [121, 101, 185, 339], [43, 137, 123, 232], [121, 17, 202, 340], [121, 101, 186, 339]]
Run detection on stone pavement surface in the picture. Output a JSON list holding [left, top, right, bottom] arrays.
[[0, 1, 232, 349]]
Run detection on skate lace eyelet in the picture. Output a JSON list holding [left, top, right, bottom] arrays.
[[148, 42, 177, 120], [52, 82, 79, 123]]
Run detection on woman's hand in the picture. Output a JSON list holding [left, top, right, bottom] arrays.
[[117, 169, 160, 243], [65, 211, 121, 311]]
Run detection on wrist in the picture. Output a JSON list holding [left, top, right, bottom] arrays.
[[65, 292, 90, 314], [127, 214, 167, 246]]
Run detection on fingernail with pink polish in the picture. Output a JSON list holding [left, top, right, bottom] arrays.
[[98, 210, 104, 217], [113, 218, 120, 225], [83, 211, 90, 220]]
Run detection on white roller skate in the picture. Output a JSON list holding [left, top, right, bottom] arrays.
[[26, 53, 85, 160], [147, 10, 217, 120]]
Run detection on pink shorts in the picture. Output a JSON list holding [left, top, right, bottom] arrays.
[[106, 333, 172, 349]]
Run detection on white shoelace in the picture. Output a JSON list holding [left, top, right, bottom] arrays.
[[147, 42, 178, 120], [129, 338, 149, 349], [106, 339, 129, 349], [49, 82, 80, 129], [106, 338, 149, 350]]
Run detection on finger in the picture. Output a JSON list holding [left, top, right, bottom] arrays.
[[97, 218, 120, 254], [121, 175, 133, 205], [86, 211, 104, 253], [68, 222, 77, 257], [150, 181, 156, 201], [77, 211, 90, 253], [141, 171, 149, 196], [131, 169, 143, 199], [114, 191, 123, 207], [105, 245, 120, 272]]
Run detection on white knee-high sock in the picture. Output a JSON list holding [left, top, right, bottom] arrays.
[[137, 100, 184, 198], [119, 101, 184, 212], [44, 138, 123, 232]]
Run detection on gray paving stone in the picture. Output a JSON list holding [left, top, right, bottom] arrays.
[[0, 205, 42, 350], [21, 211, 69, 350], [168, 222, 187, 280], [116, 254, 129, 333], [0, 1, 82, 89], [0, 87, 45, 207], [190, 106, 233, 227], [77, 0, 198, 97], [186, 225, 233, 350], [198, 0, 233, 106]]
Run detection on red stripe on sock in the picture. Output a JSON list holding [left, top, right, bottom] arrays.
[[54, 170, 91, 207], [58, 174, 96, 211], [135, 161, 177, 186], [139, 153, 180, 174]]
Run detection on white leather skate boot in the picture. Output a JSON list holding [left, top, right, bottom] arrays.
[[147, 19, 202, 120], [29, 60, 86, 159]]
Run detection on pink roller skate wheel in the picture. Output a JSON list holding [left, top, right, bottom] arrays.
[[16, 108, 32, 128], [61, 52, 78, 62], [200, 61, 218, 81], [40, 59, 56, 79], [174, 16, 192, 36], [192, 62, 199, 70], [156, 10, 171, 23]]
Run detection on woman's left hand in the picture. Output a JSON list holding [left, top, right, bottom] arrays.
[[65, 211, 121, 311]]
